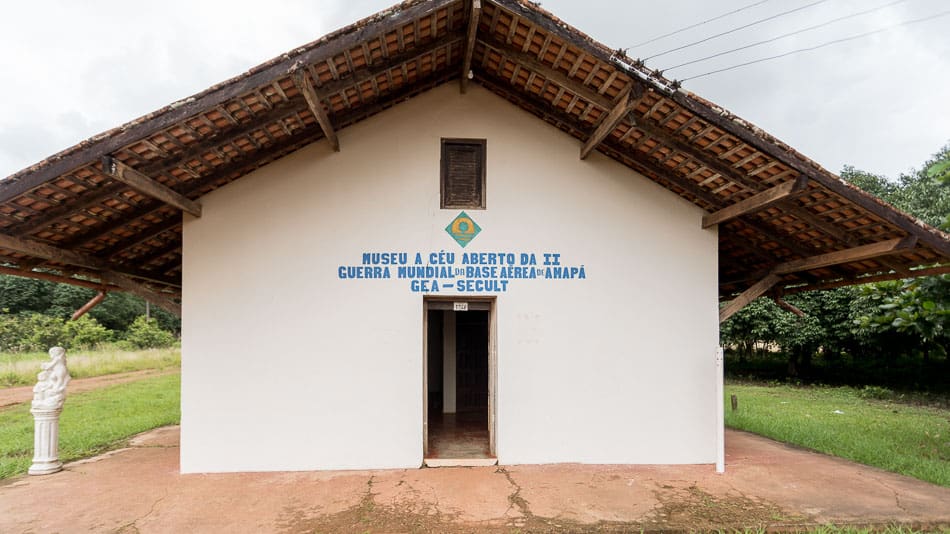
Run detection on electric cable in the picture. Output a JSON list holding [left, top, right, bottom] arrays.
[[680, 8, 950, 81], [644, 0, 832, 62], [665, 0, 907, 72], [629, 0, 773, 50]]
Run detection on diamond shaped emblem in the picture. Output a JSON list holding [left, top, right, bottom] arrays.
[[445, 211, 481, 248]]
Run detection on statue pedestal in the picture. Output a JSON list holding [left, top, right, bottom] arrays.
[[29, 408, 63, 475]]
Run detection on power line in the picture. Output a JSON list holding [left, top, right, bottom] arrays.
[[629, 0, 773, 50], [644, 0, 832, 62], [666, 0, 907, 72], [681, 8, 950, 81]]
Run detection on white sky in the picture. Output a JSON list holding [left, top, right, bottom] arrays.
[[1, 0, 948, 181]]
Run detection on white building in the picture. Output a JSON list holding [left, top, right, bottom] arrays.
[[1, 0, 947, 473]]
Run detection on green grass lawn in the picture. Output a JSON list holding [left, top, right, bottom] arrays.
[[0, 345, 180, 387], [0, 373, 179, 479], [725, 382, 950, 487]]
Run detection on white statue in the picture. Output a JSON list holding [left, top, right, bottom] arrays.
[[32, 347, 71, 411]]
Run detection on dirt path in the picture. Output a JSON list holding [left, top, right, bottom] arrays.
[[0, 368, 179, 408]]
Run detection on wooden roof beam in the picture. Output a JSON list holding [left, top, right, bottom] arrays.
[[0, 265, 115, 292], [102, 157, 202, 217], [460, 0, 482, 94], [772, 236, 917, 275], [783, 264, 950, 294], [293, 70, 340, 152], [702, 176, 808, 228], [0, 233, 180, 315], [580, 85, 643, 160]]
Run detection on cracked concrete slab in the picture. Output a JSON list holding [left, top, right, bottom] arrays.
[[370, 465, 520, 525], [1, 426, 949, 532]]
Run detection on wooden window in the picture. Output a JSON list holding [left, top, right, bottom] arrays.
[[441, 138, 486, 209]]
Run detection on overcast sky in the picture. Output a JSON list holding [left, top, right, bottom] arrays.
[[1, 0, 948, 181]]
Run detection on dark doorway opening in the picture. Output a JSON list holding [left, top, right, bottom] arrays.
[[425, 306, 492, 461]]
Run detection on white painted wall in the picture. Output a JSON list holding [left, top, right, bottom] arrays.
[[181, 83, 719, 473]]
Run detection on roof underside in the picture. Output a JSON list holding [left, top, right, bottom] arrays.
[[1, 0, 949, 315]]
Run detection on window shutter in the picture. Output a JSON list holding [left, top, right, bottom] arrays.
[[441, 139, 486, 209]]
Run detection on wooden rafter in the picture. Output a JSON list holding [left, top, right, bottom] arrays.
[[0, 233, 180, 315], [94, 216, 180, 259], [293, 70, 340, 152], [702, 176, 808, 228], [480, 37, 612, 109], [580, 85, 643, 160], [9, 183, 127, 236], [102, 157, 202, 217], [629, 115, 761, 193], [460, 0, 482, 93]]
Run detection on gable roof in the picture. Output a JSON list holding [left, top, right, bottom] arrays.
[[1, 0, 948, 315]]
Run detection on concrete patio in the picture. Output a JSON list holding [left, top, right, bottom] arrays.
[[1, 426, 948, 532]]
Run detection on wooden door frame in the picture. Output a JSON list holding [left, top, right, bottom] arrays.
[[422, 296, 497, 459]]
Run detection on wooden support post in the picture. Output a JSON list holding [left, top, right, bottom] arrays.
[[702, 177, 807, 228], [773, 297, 805, 317], [719, 274, 781, 323], [0, 233, 181, 316], [580, 86, 641, 160], [460, 0, 481, 93], [293, 70, 340, 152], [101, 157, 202, 217], [771, 237, 916, 275], [71, 291, 107, 321]]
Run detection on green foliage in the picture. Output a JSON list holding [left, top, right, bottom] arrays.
[[856, 385, 894, 400], [719, 298, 781, 359], [63, 316, 113, 349], [7, 313, 66, 353], [122, 316, 177, 349], [853, 276, 949, 359], [0, 276, 53, 314], [0, 314, 117, 353], [0, 374, 180, 479], [725, 383, 950, 487]]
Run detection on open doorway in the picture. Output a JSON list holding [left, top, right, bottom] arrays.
[[424, 298, 495, 466]]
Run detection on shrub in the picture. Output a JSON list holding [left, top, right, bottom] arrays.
[[857, 385, 894, 400], [0, 314, 20, 352], [123, 316, 177, 349], [12, 313, 66, 352], [63, 316, 113, 349]]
